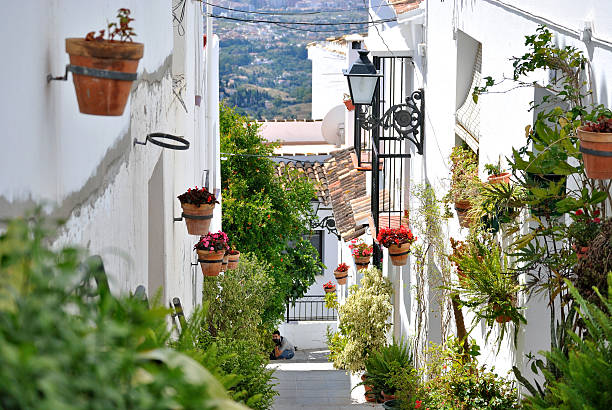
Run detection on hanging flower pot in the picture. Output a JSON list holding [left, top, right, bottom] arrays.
[[377, 226, 416, 267], [491, 296, 517, 324], [333, 263, 349, 285], [65, 9, 143, 116], [194, 231, 229, 277], [578, 118, 612, 179], [227, 250, 240, 270], [220, 253, 229, 272], [454, 200, 472, 228], [178, 186, 218, 235], [349, 238, 373, 270], [323, 281, 336, 293], [343, 98, 355, 111]]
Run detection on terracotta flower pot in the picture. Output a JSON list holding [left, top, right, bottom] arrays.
[[334, 269, 348, 285], [65, 38, 144, 116], [388, 243, 410, 266], [354, 256, 370, 270], [574, 245, 589, 260], [196, 249, 225, 277], [578, 127, 612, 180], [454, 200, 472, 228], [324, 286, 336, 294], [381, 391, 396, 402], [491, 298, 516, 323], [227, 251, 240, 270], [361, 375, 377, 403], [343, 99, 355, 111], [180, 203, 215, 235], [220, 254, 229, 272], [487, 172, 511, 184]]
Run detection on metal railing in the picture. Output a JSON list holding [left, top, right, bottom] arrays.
[[286, 295, 337, 322]]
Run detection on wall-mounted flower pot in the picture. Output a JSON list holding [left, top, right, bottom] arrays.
[[196, 249, 225, 277], [65, 38, 143, 116], [343, 99, 355, 111], [354, 256, 370, 270], [388, 243, 410, 266], [220, 253, 229, 272], [487, 172, 511, 184], [454, 200, 472, 228], [181, 203, 215, 235], [334, 269, 348, 285], [578, 127, 612, 179], [227, 251, 240, 270], [324, 285, 336, 294]]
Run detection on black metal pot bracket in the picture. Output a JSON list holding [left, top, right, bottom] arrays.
[[174, 212, 213, 223], [47, 64, 137, 83], [133, 133, 190, 150]]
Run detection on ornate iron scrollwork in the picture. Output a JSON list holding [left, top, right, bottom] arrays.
[[311, 215, 341, 240], [357, 89, 425, 155]]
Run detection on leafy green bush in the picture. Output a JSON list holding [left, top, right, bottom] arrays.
[[364, 340, 415, 395], [327, 268, 392, 373], [199, 253, 278, 409], [523, 274, 612, 409], [0, 213, 245, 409], [220, 103, 322, 321]]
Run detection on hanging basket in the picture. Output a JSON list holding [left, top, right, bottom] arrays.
[[343, 98, 355, 111], [388, 243, 410, 266], [578, 127, 612, 180], [65, 38, 144, 116], [354, 256, 370, 270], [324, 285, 336, 294], [196, 249, 225, 277], [227, 251, 240, 270], [454, 200, 472, 228], [180, 203, 215, 235], [333, 269, 348, 285], [487, 172, 511, 184]]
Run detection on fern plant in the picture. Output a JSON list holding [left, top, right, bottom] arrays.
[[363, 339, 415, 395]]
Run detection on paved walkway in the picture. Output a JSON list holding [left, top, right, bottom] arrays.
[[268, 349, 380, 410]]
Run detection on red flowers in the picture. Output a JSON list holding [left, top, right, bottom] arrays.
[[575, 209, 584, 216], [178, 186, 218, 206], [593, 217, 601, 224], [376, 225, 417, 249], [323, 281, 335, 290], [414, 400, 422, 408], [335, 263, 349, 272], [349, 238, 373, 257]]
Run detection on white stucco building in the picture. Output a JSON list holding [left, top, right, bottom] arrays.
[[0, 1, 220, 316]]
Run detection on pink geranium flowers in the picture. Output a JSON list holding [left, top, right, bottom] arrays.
[[349, 238, 373, 257], [194, 230, 229, 252]]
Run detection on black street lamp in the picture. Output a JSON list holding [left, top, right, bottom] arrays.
[[344, 50, 425, 155]]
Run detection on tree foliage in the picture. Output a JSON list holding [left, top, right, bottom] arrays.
[[220, 103, 321, 322]]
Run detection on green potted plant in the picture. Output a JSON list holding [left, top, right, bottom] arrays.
[[376, 226, 417, 266], [578, 116, 612, 179], [452, 236, 526, 344], [567, 208, 602, 259], [362, 340, 415, 403], [194, 231, 229, 277], [226, 248, 240, 270], [449, 146, 480, 227], [349, 238, 373, 270], [323, 281, 336, 294], [484, 160, 510, 184], [334, 263, 349, 285], [66, 9, 143, 116], [177, 186, 218, 235]]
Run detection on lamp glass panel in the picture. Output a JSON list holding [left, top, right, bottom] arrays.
[[348, 75, 379, 105]]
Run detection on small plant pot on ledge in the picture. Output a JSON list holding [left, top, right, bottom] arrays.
[[196, 250, 225, 277], [181, 203, 215, 235], [361, 375, 377, 403], [227, 251, 240, 270], [65, 38, 144, 116], [334, 269, 348, 285], [388, 243, 410, 266], [487, 172, 511, 184]]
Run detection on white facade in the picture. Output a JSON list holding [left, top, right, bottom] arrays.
[[0, 1, 220, 316], [328, 0, 612, 392]]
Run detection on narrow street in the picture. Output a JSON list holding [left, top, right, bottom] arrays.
[[268, 349, 378, 410]]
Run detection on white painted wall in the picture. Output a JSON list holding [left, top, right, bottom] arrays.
[[0, 1, 220, 316], [307, 44, 348, 120]]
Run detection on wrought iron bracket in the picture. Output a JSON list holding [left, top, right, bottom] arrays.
[[47, 64, 137, 83], [134, 133, 190, 150], [357, 89, 425, 155], [311, 215, 341, 240]]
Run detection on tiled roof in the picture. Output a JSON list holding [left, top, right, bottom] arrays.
[[275, 161, 331, 206], [390, 0, 422, 15], [324, 148, 368, 241]]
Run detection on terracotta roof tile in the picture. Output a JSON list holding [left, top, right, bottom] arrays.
[[390, 0, 422, 15], [275, 161, 330, 206]]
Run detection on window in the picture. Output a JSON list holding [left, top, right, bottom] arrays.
[[308, 230, 324, 273]]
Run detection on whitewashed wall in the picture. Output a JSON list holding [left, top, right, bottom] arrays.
[[361, 0, 612, 391], [0, 1, 220, 316]]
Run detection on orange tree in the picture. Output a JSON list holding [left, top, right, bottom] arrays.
[[220, 103, 322, 325]]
